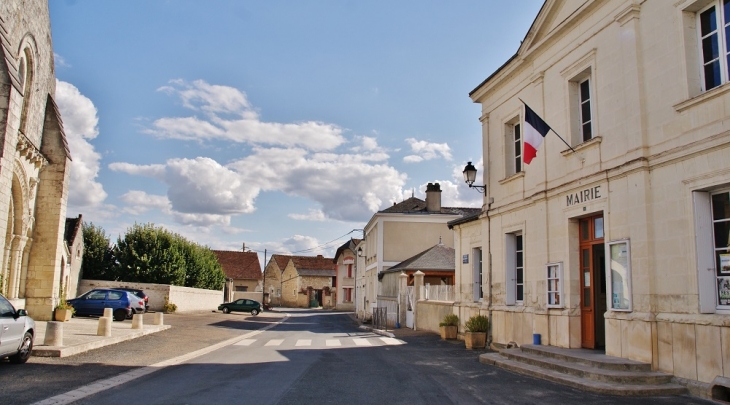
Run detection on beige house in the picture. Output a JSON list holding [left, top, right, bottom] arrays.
[[212, 250, 262, 302], [333, 238, 361, 311], [0, 1, 73, 320], [359, 182, 480, 320], [458, 0, 730, 394], [264, 254, 336, 308]]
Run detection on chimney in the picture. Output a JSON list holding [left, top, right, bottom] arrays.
[[425, 182, 442, 212]]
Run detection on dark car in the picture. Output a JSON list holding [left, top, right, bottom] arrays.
[[114, 288, 149, 311], [0, 293, 34, 364], [218, 299, 261, 316], [67, 289, 142, 321]]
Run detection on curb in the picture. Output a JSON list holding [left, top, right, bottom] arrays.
[[358, 325, 395, 338], [32, 325, 172, 357]]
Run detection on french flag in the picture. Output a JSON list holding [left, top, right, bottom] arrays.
[[523, 103, 552, 165]]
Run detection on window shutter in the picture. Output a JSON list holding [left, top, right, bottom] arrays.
[[505, 234, 516, 305], [473, 248, 482, 302], [693, 191, 716, 313]]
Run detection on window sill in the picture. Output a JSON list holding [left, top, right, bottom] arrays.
[[674, 82, 730, 112], [499, 171, 525, 185], [561, 136, 602, 156]]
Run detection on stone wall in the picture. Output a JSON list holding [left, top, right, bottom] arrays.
[[415, 300, 455, 335], [77, 280, 223, 312]]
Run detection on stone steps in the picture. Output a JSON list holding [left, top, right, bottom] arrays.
[[480, 345, 688, 397]]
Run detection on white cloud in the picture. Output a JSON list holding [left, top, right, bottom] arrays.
[[55, 80, 108, 208], [403, 138, 452, 163], [151, 79, 345, 151], [109, 162, 166, 179], [119, 190, 170, 215], [289, 209, 327, 221], [54, 53, 70, 68]]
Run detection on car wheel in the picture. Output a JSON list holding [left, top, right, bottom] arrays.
[[222, 307, 230, 314], [9, 332, 33, 364], [113, 309, 127, 321], [251, 309, 259, 316]]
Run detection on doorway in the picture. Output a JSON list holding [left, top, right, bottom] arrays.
[[579, 214, 606, 349]]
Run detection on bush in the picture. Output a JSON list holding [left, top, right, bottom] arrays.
[[163, 296, 177, 313], [439, 313, 459, 327], [465, 314, 489, 333]]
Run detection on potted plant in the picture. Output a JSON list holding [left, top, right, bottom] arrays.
[[464, 314, 489, 349], [163, 296, 177, 313], [54, 286, 74, 322], [439, 313, 459, 340]]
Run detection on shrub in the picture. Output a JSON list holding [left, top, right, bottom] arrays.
[[163, 296, 177, 313], [55, 285, 75, 313], [465, 314, 489, 333], [439, 313, 459, 327]]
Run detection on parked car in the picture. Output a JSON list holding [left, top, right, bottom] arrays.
[[0, 293, 35, 364], [114, 288, 149, 312], [218, 299, 261, 316], [67, 289, 141, 321]]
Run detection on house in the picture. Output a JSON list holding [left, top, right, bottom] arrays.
[[211, 250, 262, 301], [63, 215, 84, 299], [0, 1, 73, 320], [456, 0, 730, 396], [332, 238, 362, 311], [264, 254, 336, 308], [381, 242, 456, 290], [358, 182, 480, 321]]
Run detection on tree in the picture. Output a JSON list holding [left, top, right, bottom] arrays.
[[81, 222, 115, 280], [113, 223, 225, 290]]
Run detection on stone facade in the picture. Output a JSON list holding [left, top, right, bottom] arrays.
[[460, 0, 730, 389], [333, 238, 361, 311], [265, 254, 335, 308], [0, 0, 72, 320]]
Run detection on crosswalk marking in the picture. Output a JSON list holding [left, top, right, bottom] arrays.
[[353, 338, 372, 346], [379, 337, 404, 345], [235, 337, 405, 348]]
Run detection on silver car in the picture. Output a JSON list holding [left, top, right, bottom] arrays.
[[0, 293, 35, 364]]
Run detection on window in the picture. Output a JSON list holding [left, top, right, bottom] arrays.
[[347, 264, 352, 278], [607, 240, 632, 311], [505, 232, 524, 305], [344, 288, 353, 302], [546, 262, 563, 308], [713, 191, 730, 307], [579, 78, 593, 142], [235, 286, 248, 292], [505, 117, 522, 176], [698, 1, 730, 91], [472, 248, 483, 302]]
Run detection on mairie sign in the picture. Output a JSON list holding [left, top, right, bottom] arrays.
[[566, 185, 602, 207]]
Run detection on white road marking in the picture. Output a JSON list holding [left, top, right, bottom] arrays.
[[234, 339, 256, 346], [265, 339, 284, 346], [325, 339, 341, 347], [295, 339, 311, 347], [353, 338, 372, 346], [380, 337, 404, 345]]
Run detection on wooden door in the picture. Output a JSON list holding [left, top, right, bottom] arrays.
[[580, 215, 604, 349]]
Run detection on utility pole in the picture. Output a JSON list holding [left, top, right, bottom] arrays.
[[262, 248, 267, 307]]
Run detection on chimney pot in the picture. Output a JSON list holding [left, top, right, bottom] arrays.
[[425, 182, 442, 212]]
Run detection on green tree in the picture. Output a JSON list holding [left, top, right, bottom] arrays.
[[113, 223, 225, 290], [81, 222, 115, 280]]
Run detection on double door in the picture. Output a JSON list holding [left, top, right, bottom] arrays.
[[580, 215, 606, 349]]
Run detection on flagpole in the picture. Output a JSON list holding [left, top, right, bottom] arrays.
[[519, 98, 576, 153]]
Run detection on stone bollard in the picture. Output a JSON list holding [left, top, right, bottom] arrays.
[[153, 312, 164, 326], [103, 308, 113, 318], [132, 313, 144, 329], [44, 321, 63, 347], [97, 316, 112, 337]]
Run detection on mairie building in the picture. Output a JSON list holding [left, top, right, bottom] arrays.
[[457, 0, 730, 391]]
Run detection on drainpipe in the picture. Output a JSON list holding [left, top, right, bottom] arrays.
[[487, 206, 493, 349]]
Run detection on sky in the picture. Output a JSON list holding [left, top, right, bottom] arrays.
[[48, 0, 543, 265]]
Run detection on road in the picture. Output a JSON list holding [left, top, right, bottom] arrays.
[[0, 309, 712, 405]]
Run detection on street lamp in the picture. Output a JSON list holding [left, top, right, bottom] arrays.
[[462, 161, 486, 195]]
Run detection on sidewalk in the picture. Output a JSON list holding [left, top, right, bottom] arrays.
[[32, 313, 171, 358]]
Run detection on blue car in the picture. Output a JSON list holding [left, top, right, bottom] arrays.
[[67, 289, 140, 321]]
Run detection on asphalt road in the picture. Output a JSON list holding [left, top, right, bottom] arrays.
[[0, 310, 714, 405]]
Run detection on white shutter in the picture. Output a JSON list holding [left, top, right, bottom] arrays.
[[693, 191, 716, 313], [505, 234, 516, 305], [472, 248, 482, 302]]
